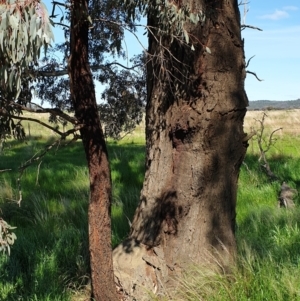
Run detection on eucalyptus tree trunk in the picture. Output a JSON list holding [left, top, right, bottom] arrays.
[[113, 0, 248, 299], [68, 0, 118, 300]]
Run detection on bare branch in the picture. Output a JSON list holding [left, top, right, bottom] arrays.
[[0, 102, 85, 136], [246, 70, 263, 81], [238, 0, 250, 4], [9, 102, 78, 125], [245, 55, 255, 68], [20, 127, 81, 170], [106, 62, 142, 71], [239, 0, 262, 31], [265, 127, 283, 153], [16, 170, 23, 206], [14, 130, 78, 206], [26, 62, 142, 78], [52, 22, 70, 29], [51, 1, 69, 9], [253, 113, 282, 181], [36, 161, 43, 186], [241, 24, 263, 31], [51, 1, 70, 18], [0, 169, 12, 173], [0, 110, 64, 136]]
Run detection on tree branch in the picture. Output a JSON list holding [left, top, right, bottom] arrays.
[[14, 126, 81, 206], [107, 62, 142, 71], [0, 111, 63, 136], [0, 169, 12, 173], [241, 24, 263, 31], [246, 70, 263, 81], [52, 22, 70, 29], [26, 62, 142, 78], [265, 127, 283, 153], [245, 55, 255, 68], [9, 102, 78, 125], [253, 113, 282, 181], [19, 127, 82, 172], [50, 1, 70, 18]]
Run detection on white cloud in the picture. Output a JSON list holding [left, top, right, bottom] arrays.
[[283, 6, 298, 11], [259, 9, 289, 20]]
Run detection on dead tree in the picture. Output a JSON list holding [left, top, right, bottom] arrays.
[[254, 112, 282, 181], [278, 182, 297, 208], [251, 113, 298, 208]]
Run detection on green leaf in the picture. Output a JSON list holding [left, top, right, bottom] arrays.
[[24, 8, 29, 26], [36, 28, 42, 38], [190, 13, 199, 24], [9, 14, 18, 29], [23, 23, 28, 45], [0, 0, 54, 96], [183, 28, 189, 44], [205, 46, 211, 54], [30, 14, 37, 40], [1, 12, 7, 30], [8, 69, 15, 90], [0, 30, 4, 50]]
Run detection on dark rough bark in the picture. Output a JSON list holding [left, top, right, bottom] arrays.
[[68, 1, 118, 300], [114, 0, 248, 300]]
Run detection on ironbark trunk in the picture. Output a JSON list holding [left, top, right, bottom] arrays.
[[114, 0, 248, 299], [68, 1, 118, 300]]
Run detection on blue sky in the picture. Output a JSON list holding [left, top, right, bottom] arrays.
[[116, 1, 300, 101], [241, 1, 300, 100], [127, 2, 300, 101], [45, 0, 299, 102]]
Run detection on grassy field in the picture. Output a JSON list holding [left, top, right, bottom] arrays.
[[1, 110, 300, 300]]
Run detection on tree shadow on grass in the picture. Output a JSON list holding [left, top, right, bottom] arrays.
[[107, 142, 145, 247], [0, 137, 91, 300], [0, 138, 145, 300]]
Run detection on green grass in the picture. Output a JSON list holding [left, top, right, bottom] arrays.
[[0, 134, 145, 300], [1, 112, 300, 300], [168, 130, 300, 300]]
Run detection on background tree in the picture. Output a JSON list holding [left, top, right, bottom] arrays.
[[0, 0, 144, 299], [33, 0, 146, 139], [113, 0, 249, 299], [99, 54, 146, 139]]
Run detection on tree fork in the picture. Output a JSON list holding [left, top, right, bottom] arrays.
[[68, 0, 118, 300]]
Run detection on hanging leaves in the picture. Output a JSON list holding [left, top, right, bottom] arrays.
[[124, 0, 206, 47], [205, 46, 211, 54], [0, 0, 54, 97]]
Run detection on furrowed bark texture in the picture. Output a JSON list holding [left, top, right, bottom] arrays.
[[68, 1, 118, 300], [113, 0, 248, 300]]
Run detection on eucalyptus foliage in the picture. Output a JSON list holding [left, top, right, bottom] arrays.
[[0, 0, 54, 97], [0, 0, 53, 253], [125, 0, 206, 47], [99, 54, 146, 139], [34, 0, 146, 139]]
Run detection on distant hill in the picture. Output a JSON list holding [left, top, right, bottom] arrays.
[[248, 99, 300, 111]]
